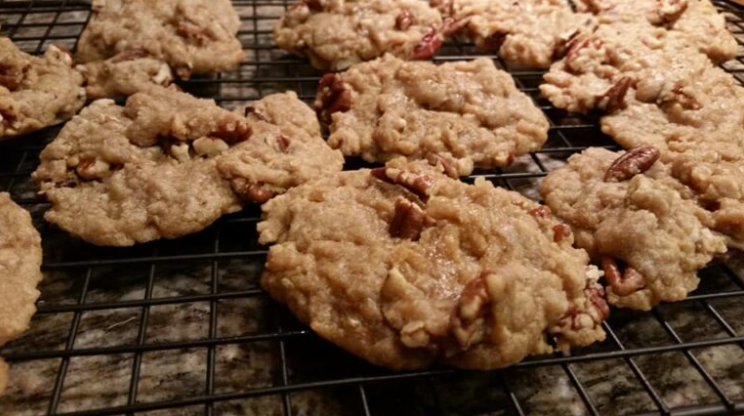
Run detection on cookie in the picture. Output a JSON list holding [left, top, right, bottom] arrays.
[[33, 88, 342, 246], [0, 193, 43, 395], [275, 0, 445, 71], [259, 160, 607, 370], [316, 55, 549, 176], [435, 0, 596, 68], [76, 0, 245, 97], [76, 49, 174, 100], [576, 0, 736, 63], [0, 38, 85, 139], [541, 147, 728, 310]]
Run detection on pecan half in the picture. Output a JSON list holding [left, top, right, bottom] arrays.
[[412, 27, 442, 60], [371, 167, 434, 200], [425, 152, 458, 178], [235, 180, 275, 203], [315, 73, 352, 124], [553, 224, 572, 243], [601, 256, 646, 297], [177, 21, 209, 45], [451, 273, 491, 349], [599, 76, 633, 113], [389, 198, 433, 240], [212, 119, 252, 144], [604, 146, 660, 182], [396, 10, 416, 31]]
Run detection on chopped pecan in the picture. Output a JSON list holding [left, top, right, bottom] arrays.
[[315, 73, 352, 124], [396, 10, 416, 31], [75, 157, 110, 180], [670, 83, 700, 109], [389, 198, 433, 241], [565, 36, 591, 61], [277, 134, 291, 152], [585, 279, 610, 321], [244, 105, 269, 121], [604, 146, 660, 182], [212, 119, 252, 144], [482, 32, 506, 51], [451, 273, 491, 348], [371, 167, 434, 200], [236, 180, 275, 204], [554, 30, 580, 59], [412, 28, 442, 60], [442, 17, 469, 36], [176, 21, 209, 45], [553, 224, 572, 243], [601, 256, 646, 297], [599, 76, 633, 113], [425, 152, 458, 178], [110, 48, 150, 63], [528, 205, 551, 219]]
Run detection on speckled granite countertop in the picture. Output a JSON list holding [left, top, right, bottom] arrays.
[[2, 1, 744, 415]]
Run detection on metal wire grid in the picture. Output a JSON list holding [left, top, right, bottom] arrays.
[[1, 1, 744, 415]]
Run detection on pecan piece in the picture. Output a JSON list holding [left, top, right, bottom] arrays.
[[442, 17, 469, 36], [235, 180, 275, 203], [585, 279, 610, 321], [412, 27, 442, 60], [599, 76, 633, 113], [670, 83, 700, 109], [553, 224, 572, 243], [315, 73, 352, 124], [396, 10, 416, 31], [389, 198, 433, 241], [425, 152, 458, 178], [177, 21, 209, 45], [527, 205, 551, 219], [371, 167, 434, 200], [244, 105, 269, 121], [212, 118, 252, 144], [601, 256, 646, 297], [46, 44, 74, 66], [451, 274, 491, 349], [604, 146, 661, 182]]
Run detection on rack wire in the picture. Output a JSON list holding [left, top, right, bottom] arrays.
[[1, 0, 744, 415]]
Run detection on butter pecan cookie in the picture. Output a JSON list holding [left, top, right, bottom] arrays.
[[0, 193, 43, 395], [275, 0, 445, 71], [435, 0, 595, 68], [259, 159, 607, 370], [0, 38, 85, 139], [316, 55, 549, 176], [75, 0, 245, 97], [33, 88, 342, 246], [541, 147, 728, 310]]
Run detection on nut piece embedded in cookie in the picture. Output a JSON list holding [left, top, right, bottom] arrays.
[[321, 55, 549, 176], [274, 0, 444, 71], [0, 193, 43, 396], [541, 147, 728, 310], [258, 160, 606, 370], [0, 38, 85, 139]]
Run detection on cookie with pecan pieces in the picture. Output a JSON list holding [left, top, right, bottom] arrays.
[[0, 193, 43, 395], [316, 55, 549, 177], [259, 159, 607, 370], [435, 0, 595, 69], [33, 88, 342, 246], [541, 147, 728, 310], [275, 0, 444, 71], [0, 38, 85, 139], [75, 0, 245, 97]]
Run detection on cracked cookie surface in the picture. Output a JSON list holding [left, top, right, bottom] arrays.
[[541, 147, 728, 310], [259, 160, 607, 370], [275, 0, 444, 71], [317, 55, 549, 176], [33, 88, 342, 246], [0, 38, 85, 139], [76, 0, 245, 97], [0, 193, 43, 395]]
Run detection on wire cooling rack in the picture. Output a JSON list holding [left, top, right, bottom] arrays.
[[2, 1, 744, 415]]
